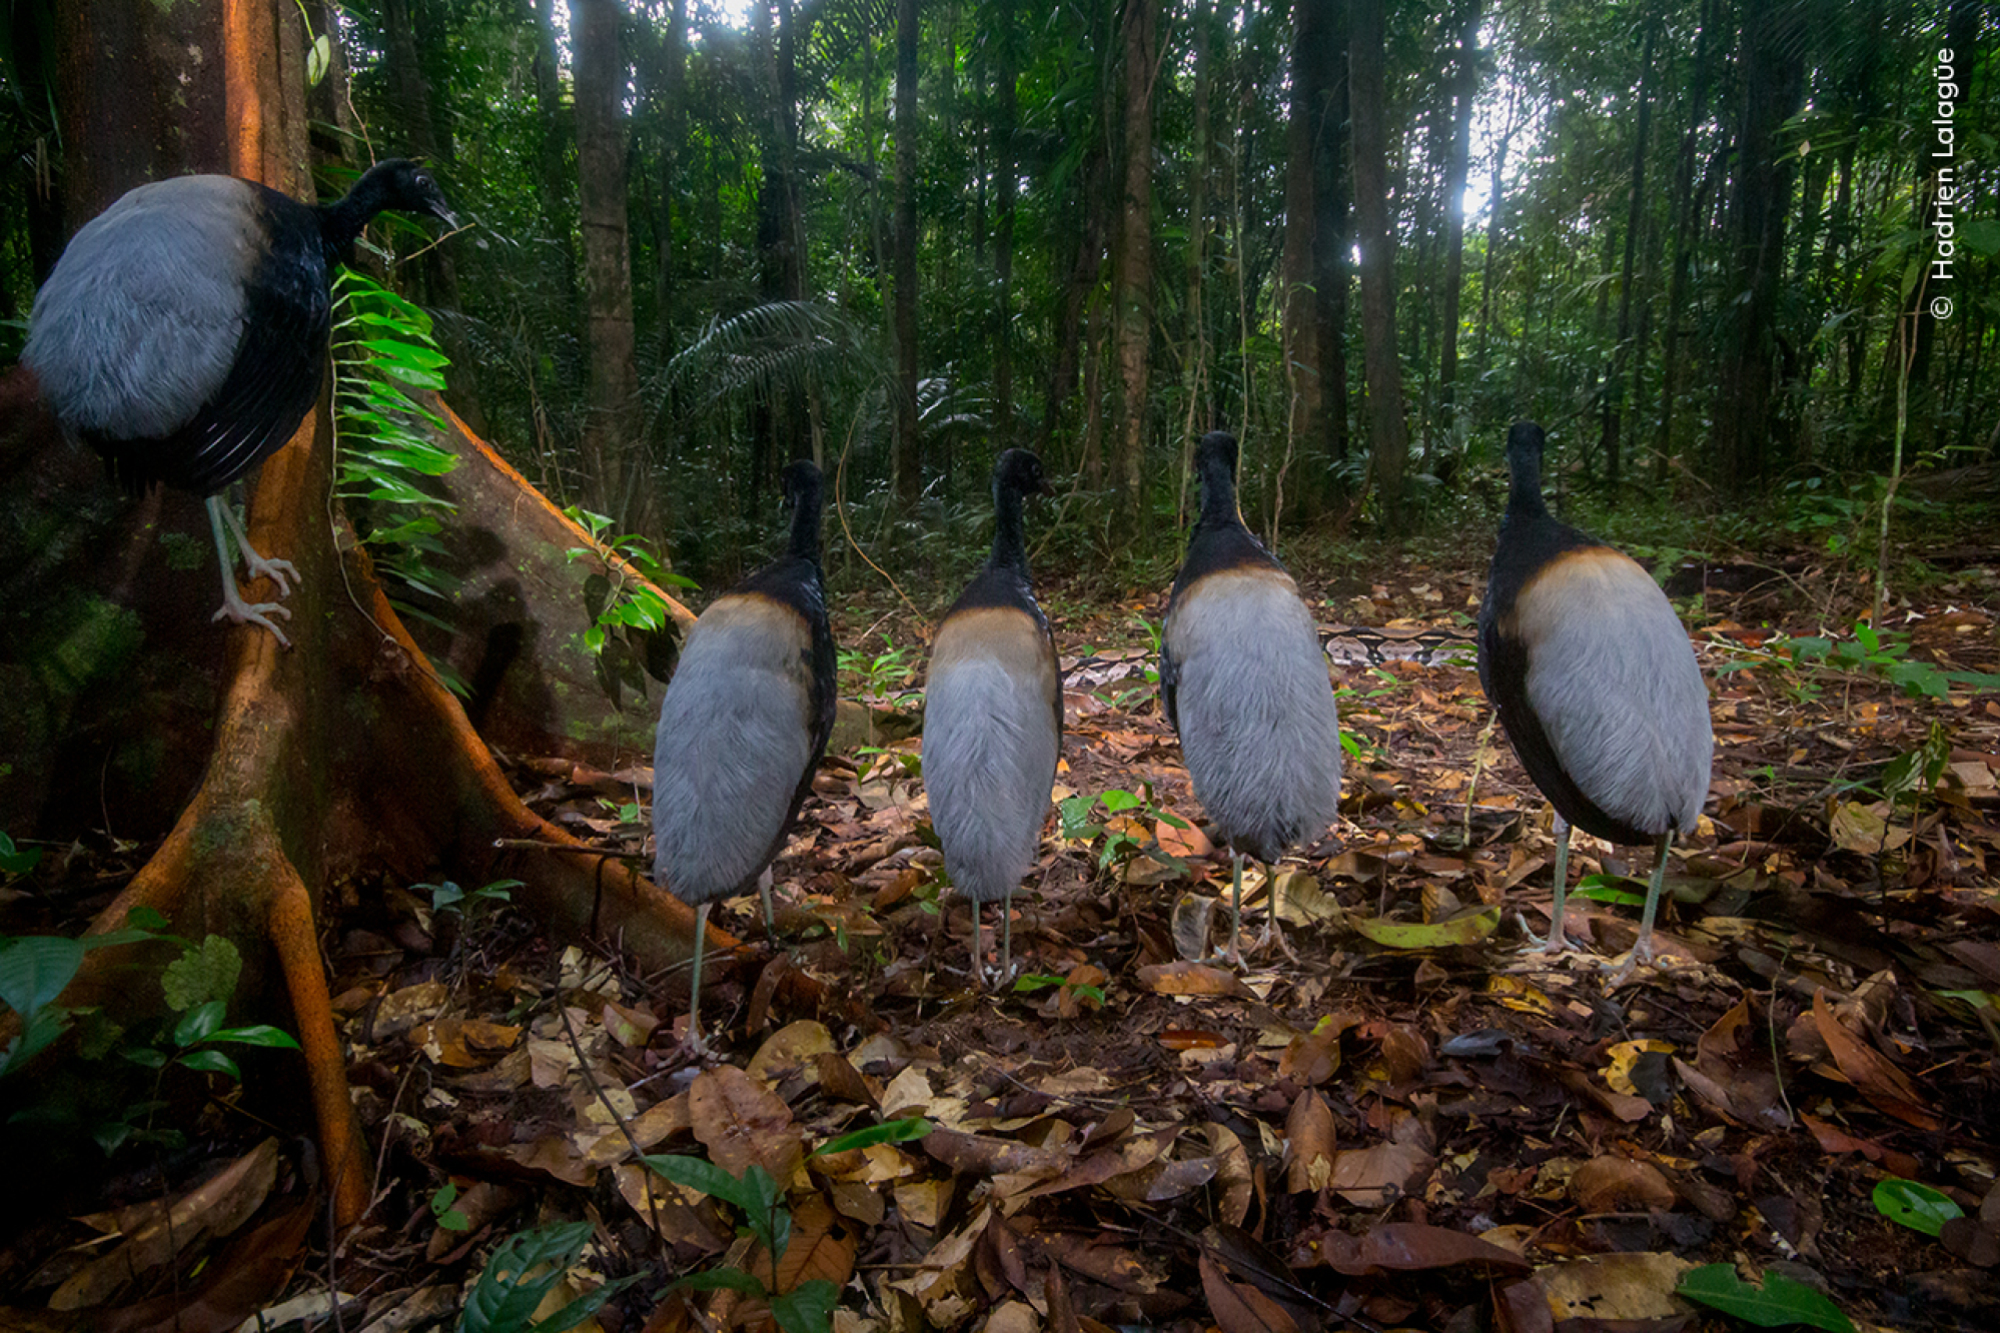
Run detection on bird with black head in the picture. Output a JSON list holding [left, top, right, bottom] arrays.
[[1477, 421, 1712, 982], [923, 448, 1061, 986], [652, 460, 836, 1050], [1161, 431, 1342, 966], [22, 159, 458, 646]]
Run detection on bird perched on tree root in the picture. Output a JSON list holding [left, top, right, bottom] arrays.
[[21, 159, 459, 647], [1477, 421, 1712, 983], [1162, 431, 1342, 966], [923, 448, 1061, 987], [652, 460, 836, 1050]]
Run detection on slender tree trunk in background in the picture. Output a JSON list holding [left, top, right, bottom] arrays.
[[1036, 151, 1106, 469], [532, 0, 579, 326], [1438, 0, 1480, 437], [1110, 0, 1156, 541], [1655, 0, 1717, 477], [1348, 0, 1409, 523], [381, 0, 485, 436], [1313, 0, 1351, 490], [1177, 0, 1213, 526], [891, 0, 921, 507], [993, 0, 1018, 451], [652, 0, 687, 356], [1712, 0, 1805, 490], [1603, 19, 1655, 495], [573, 0, 652, 539], [1279, 0, 1327, 527], [1475, 86, 1517, 372]]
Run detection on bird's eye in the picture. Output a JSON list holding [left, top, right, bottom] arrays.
[[415, 173, 432, 188]]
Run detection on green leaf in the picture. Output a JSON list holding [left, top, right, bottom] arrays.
[[177, 1048, 242, 1080], [642, 1155, 772, 1219], [1, 1005, 74, 1077], [306, 33, 330, 86], [1098, 789, 1143, 813], [0, 935, 85, 1020], [768, 1279, 839, 1333], [161, 935, 242, 1013], [670, 1268, 768, 1295], [813, 1118, 932, 1156], [1872, 1178, 1963, 1237], [460, 1221, 627, 1333], [173, 999, 228, 1048], [1677, 1264, 1855, 1332], [1348, 906, 1501, 950], [205, 1024, 301, 1050], [0, 832, 42, 875]]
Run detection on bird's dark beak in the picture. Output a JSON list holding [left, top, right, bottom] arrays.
[[1036, 475, 1056, 498], [431, 203, 462, 230]]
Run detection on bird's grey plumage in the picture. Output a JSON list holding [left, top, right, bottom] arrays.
[[23, 177, 261, 442], [652, 594, 818, 905], [1514, 552, 1711, 836], [1163, 568, 1342, 862], [925, 616, 1060, 905]]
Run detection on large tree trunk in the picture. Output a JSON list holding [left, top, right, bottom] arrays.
[[4, 0, 850, 1244], [574, 0, 653, 539], [1712, 0, 1806, 489], [891, 0, 922, 507], [1110, 0, 1156, 541], [1655, 0, 1720, 476], [1348, 0, 1410, 523]]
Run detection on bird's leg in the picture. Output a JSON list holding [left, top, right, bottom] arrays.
[[211, 492, 299, 596], [684, 902, 711, 1054], [999, 892, 1013, 988], [205, 495, 293, 647], [1253, 862, 1300, 963], [1609, 832, 1673, 986], [1524, 813, 1579, 953], [1227, 852, 1246, 967], [757, 866, 776, 933], [970, 901, 985, 987]]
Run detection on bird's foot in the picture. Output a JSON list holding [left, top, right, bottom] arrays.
[[1605, 938, 1656, 987], [241, 551, 299, 599], [213, 589, 294, 649], [1515, 912, 1582, 955], [1255, 917, 1300, 965]]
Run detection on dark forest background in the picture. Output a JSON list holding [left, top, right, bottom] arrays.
[[3, 0, 1994, 588]]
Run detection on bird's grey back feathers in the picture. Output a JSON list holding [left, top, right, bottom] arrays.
[[1163, 567, 1342, 862], [24, 177, 263, 441], [653, 592, 819, 905], [1511, 550, 1711, 835], [924, 607, 1060, 905]]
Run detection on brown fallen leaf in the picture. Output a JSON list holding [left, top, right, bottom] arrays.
[[690, 1064, 805, 1183], [1284, 1088, 1336, 1194], [1199, 1253, 1301, 1333], [746, 1019, 836, 1088], [1332, 1222, 1534, 1278], [1809, 988, 1941, 1130], [52, 1138, 281, 1310], [923, 1127, 1069, 1179], [94, 1202, 314, 1333], [1328, 1142, 1435, 1208], [1136, 960, 1255, 997], [1569, 1155, 1677, 1213], [1494, 1278, 1556, 1333]]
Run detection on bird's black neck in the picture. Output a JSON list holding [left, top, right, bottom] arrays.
[[1505, 438, 1550, 524], [314, 167, 401, 255], [988, 480, 1031, 579], [1194, 453, 1244, 535], [787, 477, 824, 566]]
